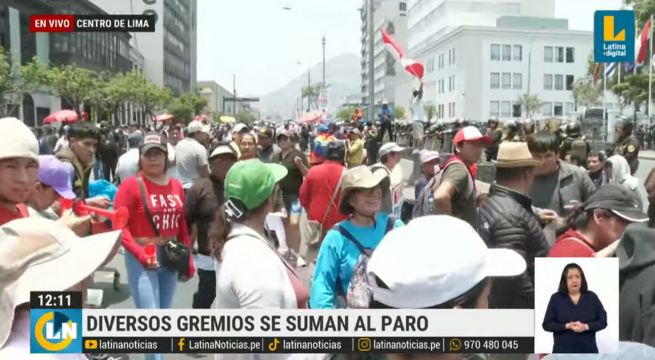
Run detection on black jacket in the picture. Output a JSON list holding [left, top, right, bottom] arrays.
[[479, 184, 550, 309], [617, 224, 655, 346]]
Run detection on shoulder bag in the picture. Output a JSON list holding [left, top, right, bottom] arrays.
[[301, 169, 346, 247]]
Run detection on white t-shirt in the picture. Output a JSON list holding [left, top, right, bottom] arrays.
[[115, 148, 140, 183], [0, 309, 87, 360], [175, 138, 209, 189], [53, 136, 68, 153], [411, 95, 425, 122]]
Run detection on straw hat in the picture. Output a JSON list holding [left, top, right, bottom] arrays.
[[494, 142, 541, 168], [339, 166, 390, 214]]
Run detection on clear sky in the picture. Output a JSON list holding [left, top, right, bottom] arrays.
[[197, 0, 623, 97]]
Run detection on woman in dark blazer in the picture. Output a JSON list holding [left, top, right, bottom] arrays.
[[543, 263, 608, 353]]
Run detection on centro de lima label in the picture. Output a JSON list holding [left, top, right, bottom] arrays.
[[603, 42, 627, 57]]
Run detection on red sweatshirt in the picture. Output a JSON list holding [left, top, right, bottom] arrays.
[[0, 204, 28, 225], [114, 175, 194, 277], [299, 160, 347, 238], [548, 229, 596, 257]]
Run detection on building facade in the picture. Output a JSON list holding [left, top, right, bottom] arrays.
[[198, 80, 245, 116], [361, 0, 408, 106], [91, 0, 197, 96]]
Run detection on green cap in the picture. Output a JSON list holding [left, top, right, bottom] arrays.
[[225, 159, 288, 210]]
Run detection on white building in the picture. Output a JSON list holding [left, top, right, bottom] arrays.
[[198, 81, 245, 116], [361, 0, 408, 106], [90, 0, 197, 96]]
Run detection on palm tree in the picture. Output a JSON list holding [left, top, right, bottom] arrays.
[[517, 93, 542, 118]]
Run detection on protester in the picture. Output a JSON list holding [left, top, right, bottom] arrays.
[[26, 155, 76, 220], [56, 122, 102, 200], [549, 184, 648, 257], [345, 128, 364, 168], [415, 150, 440, 199], [0, 218, 120, 359], [238, 132, 258, 161], [116, 131, 144, 184], [366, 216, 526, 333], [485, 118, 503, 161], [273, 130, 308, 213], [605, 155, 642, 208], [257, 127, 281, 163], [299, 141, 348, 262], [309, 124, 336, 166], [378, 100, 394, 142], [53, 125, 69, 153], [213, 159, 309, 312], [0, 117, 40, 224], [411, 82, 425, 149], [185, 143, 238, 309], [175, 120, 210, 190], [114, 133, 194, 359], [310, 165, 403, 309], [478, 142, 549, 309], [364, 121, 380, 166], [371, 142, 405, 217], [434, 126, 491, 229], [587, 151, 606, 191]]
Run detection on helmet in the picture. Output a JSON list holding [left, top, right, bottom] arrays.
[[615, 116, 634, 134], [503, 119, 519, 133], [565, 120, 581, 137]]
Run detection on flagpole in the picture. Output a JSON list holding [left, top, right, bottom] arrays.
[[603, 63, 607, 142], [649, 14, 653, 120], [618, 62, 622, 84]]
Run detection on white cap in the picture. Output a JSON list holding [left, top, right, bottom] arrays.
[[233, 123, 248, 134], [0, 117, 38, 161], [420, 150, 440, 164], [379, 142, 405, 157], [367, 215, 526, 308], [187, 120, 210, 135], [209, 144, 237, 159]]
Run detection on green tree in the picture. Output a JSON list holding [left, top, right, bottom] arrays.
[[394, 105, 406, 120], [517, 94, 541, 117], [625, 0, 655, 24], [126, 72, 171, 122], [424, 104, 436, 121], [0, 47, 29, 115], [236, 110, 257, 125], [336, 106, 355, 122], [302, 84, 321, 110], [572, 80, 601, 109], [167, 92, 209, 124]]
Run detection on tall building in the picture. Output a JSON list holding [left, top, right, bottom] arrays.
[[90, 0, 197, 95], [198, 81, 244, 116], [360, 0, 408, 106]]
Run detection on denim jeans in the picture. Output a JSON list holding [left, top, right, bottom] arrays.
[[124, 249, 178, 360]]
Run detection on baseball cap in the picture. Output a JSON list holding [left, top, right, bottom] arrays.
[[139, 132, 167, 154], [209, 143, 238, 159], [225, 159, 288, 211], [379, 142, 406, 157], [128, 131, 144, 148], [583, 184, 648, 223], [0, 117, 38, 161], [188, 120, 211, 135], [318, 124, 329, 133], [453, 126, 492, 146], [258, 127, 273, 138], [37, 156, 76, 200], [0, 218, 121, 348], [367, 215, 526, 308], [420, 150, 440, 164], [233, 123, 249, 134]]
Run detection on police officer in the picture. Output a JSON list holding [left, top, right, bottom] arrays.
[[501, 119, 522, 142], [485, 118, 503, 161], [610, 117, 640, 175], [559, 120, 590, 168]]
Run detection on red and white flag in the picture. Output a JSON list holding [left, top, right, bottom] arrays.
[[381, 29, 424, 79], [636, 18, 651, 65]]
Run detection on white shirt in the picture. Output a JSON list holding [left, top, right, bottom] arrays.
[[53, 136, 68, 153], [175, 138, 209, 189], [411, 95, 425, 122], [115, 148, 140, 183], [0, 309, 87, 360]]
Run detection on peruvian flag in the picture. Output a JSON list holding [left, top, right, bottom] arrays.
[[636, 18, 651, 65], [381, 29, 424, 79]]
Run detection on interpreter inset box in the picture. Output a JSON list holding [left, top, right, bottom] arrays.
[[534, 258, 618, 354]]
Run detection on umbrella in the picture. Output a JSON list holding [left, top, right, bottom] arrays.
[[43, 110, 86, 124], [154, 114, 174, 122], [219, 116, 236, 124], [296, 110, 325, 124]]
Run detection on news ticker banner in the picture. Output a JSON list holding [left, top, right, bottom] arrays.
[[30, 291, 535, 354], [30, 14, 155, 33]]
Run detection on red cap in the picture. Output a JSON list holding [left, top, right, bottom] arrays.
[[453, 126, 492, 146]]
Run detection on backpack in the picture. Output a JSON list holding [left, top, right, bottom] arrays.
[[335, 216, 396, 309], [412, 159, 472, 219]]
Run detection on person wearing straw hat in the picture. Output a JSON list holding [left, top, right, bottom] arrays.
[[310, 165, 404, 309], [0, 218, 121, 358], [479, 142, 549, 310]]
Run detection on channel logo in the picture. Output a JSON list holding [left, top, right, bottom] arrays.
[[594, 10, 635, 62], [30, 309, 82, 353]]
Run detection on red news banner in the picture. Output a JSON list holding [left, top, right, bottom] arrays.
[[30, 15, 155, 33]]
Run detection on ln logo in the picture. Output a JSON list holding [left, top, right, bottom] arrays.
[[594, 10, 635, 62], [30, 309, 82, 353]]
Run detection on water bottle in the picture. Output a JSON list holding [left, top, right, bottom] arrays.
[[427, 192, 435, 214], [290, 200, 301, 225]]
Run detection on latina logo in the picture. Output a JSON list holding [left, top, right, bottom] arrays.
[[31, 309, 82, 353], [594, 10, 635, 62]]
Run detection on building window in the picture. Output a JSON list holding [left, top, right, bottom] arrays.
[[554, 102, 563, 115], [501, 101, 511, 117], [449, 75, 455, 92], [438, 53, 444, 69], [491, 44, 500, 61], [399, 2, 407, 11], [542, 102, 553, 116], [490, 73, 500, 89], [544, 74, 553, 90], [490, 101, 500, 117], [556, 47, 564, 62], [512, 103, 521, 117], [566, 47, 575, 63], [565, 102, 575, 115], [566, 75, 575, 90], [502, 44, 511, 61], [544, 46, 553, 62], [513, 45, 522, 61], [513, 73, 522, 89], [502, 73, 511, 89], [555, 74, 564, 90], [452, 48, 456, 65]]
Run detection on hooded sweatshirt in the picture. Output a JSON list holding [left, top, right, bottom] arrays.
[[607, 155, 642, 207], [56, 148, 93, 199], [617, 224, 655, 345]]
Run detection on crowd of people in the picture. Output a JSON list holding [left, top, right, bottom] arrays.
[[1, 107, 655, 360]]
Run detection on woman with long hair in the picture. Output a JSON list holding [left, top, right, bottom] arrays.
[[238, 132, 258, 161], [543, 263, 607, 353]]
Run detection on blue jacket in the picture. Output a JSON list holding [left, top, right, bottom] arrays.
[[309, 213, 404, 309], [378, 107, 392, 122], [543, 291, 608, 353]]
